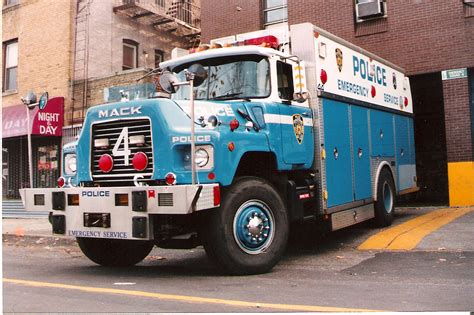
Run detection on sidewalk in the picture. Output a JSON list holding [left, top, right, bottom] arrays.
[[2, 217, 53, 238], [2, 217, 76, 246]]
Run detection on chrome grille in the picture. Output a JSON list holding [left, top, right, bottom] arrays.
[[91, 119, 153, 186]]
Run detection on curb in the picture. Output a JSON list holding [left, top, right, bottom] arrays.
[[2, 233, 77, 247]]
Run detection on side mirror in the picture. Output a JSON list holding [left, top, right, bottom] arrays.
[[187, 63, 208, 87], [159, 71, 179, 94], [293, 91, 309, 103]]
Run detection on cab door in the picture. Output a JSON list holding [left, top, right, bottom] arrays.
[[277, 61, 313, 165]]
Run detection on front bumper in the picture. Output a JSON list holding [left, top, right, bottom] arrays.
[[19, 184, 219, 240]]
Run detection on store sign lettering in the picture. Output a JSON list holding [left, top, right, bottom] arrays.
[[37, 112, 61, 135], [31, 97, 64, 137]]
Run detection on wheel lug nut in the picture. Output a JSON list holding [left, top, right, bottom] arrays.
[[263, 234, 268, 237], [265, 226, 270, 230]]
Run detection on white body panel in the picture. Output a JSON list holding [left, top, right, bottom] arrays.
[[291, 23, 413, 114]]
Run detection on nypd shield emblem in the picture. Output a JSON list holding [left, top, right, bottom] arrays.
[[293, 114, 304, 144]]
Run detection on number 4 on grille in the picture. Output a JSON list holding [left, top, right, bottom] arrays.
[[112, 127, 131, 165]]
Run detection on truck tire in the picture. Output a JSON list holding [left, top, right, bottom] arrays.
[[202, 177, 289, 275], [76, 238, 154, 267], [374, 167, 395, 227]]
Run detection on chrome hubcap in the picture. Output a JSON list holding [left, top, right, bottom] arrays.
[[233, 200, 274, 255]]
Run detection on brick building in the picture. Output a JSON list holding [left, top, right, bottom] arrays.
[[2, 0, 74, 199], [200, 0, 474, 206], [2, 0, 200, 205], [69, 0, 200, 126]]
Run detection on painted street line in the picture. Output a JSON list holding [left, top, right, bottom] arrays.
[[358, 207, 473, 250], [3, 278, 379, 312]]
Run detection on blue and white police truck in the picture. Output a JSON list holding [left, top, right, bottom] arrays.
[[20, 23, 417, 274]]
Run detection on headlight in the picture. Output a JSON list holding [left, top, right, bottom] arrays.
[[65, 154, 77, 175], [195, 148, 209, 168]]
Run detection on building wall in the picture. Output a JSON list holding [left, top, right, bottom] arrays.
[[201, 0, 261, 42], [72, 69, 154, 111], [75, 0, 193, 80], [69, 0, 197, 124], [288, 1, 474, 76], [2, 0, 74, 108], [202, 1, 474, 75], [443, 75, 474, 206]]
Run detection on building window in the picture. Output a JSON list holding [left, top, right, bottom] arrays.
[[355, 0, 387, 23], [154, 49, 164, 68], [3, 40, 18, 92], [464, 0, 474, 17], [122, 39, 138, 71], [263, 0, 288, 27]]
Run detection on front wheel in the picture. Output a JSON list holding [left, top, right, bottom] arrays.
[[202, 177, 289, 275], [77, 238, 154, 267]]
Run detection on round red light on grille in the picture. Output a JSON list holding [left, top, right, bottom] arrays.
[[98, 154, 114, 173], [320, 69, 328, 84], [132, 152, 148, 171], [57, 177, 65, 188], [208, 172, 216, 180], [165, 172, 177, 186], [230, 119, 239, 131]]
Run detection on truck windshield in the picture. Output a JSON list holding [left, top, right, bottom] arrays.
[[171, 55, 270, 101]]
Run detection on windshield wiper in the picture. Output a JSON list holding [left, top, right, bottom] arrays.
[[237, 107, 260, 132], [210, 92, 250, 101]]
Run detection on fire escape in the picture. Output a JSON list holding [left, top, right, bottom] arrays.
[[113, 0, 201, 42]]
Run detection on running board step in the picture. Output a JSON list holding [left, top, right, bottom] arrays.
[[331, 204, 374, 231]]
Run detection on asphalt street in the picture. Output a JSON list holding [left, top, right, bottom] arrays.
[[3, 207, 474, 312]]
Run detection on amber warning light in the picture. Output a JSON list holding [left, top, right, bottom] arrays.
[[190, 35, 280, 54]]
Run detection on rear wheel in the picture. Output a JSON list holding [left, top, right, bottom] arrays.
[[374, 167, 396, 227], [77, 238, 154, 267], [202, 177, 289, 275]]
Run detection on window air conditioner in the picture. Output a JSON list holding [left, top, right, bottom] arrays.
[[463, 0, 474, 7], [356, 0, 385, 20]]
